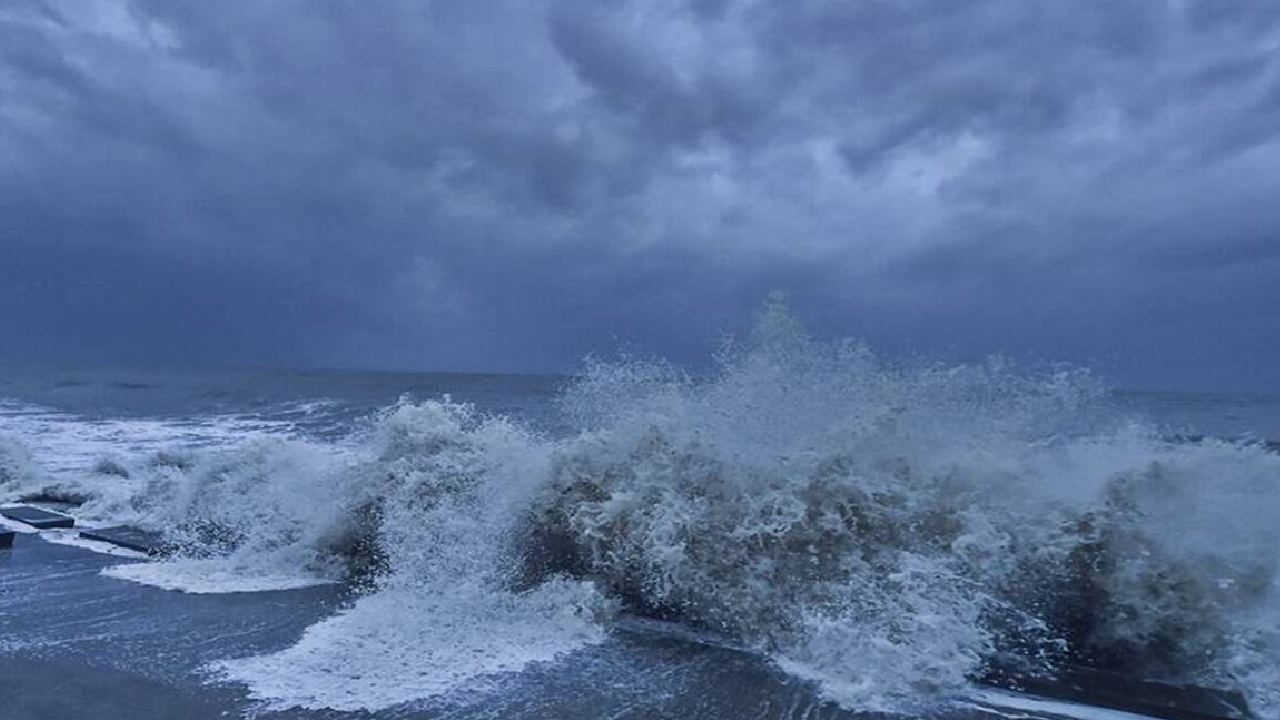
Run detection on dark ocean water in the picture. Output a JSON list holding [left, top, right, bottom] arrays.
[[0, 365, 567, 433], [2, 348, 1278, 718], [4, 364, 1279, 439]]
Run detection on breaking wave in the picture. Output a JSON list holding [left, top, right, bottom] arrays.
[[4, 302, 1278, 714]]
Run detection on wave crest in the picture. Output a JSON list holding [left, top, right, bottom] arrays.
[[519, 303, 1279, 712]]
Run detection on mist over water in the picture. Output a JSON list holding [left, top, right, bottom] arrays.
[[2, 304, 1278, 715]]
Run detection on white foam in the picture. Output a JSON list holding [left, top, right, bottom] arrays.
[[967, 688, 1161, 720], [0, 398, 321, 525], [212, 581, 605, 712], [103, 557, 332, 593]]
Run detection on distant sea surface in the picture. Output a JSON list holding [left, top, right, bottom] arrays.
[[0, 365, 568, 434], [2, 363, 1277, 446]]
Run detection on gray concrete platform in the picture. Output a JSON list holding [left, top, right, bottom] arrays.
[[0, 505, 75, 529], [78, 525, 168, 554]]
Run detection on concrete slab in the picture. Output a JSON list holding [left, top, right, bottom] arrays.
[[0, 505, 75, 529], [79, 526, 167, 555]]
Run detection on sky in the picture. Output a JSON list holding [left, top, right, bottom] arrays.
[[2, 0, 1279, 392]]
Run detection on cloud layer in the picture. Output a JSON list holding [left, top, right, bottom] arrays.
[[3, 0, 1279, 390]]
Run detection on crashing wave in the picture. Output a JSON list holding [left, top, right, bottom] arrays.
[[509, 303, 1277, 712], [6, 302, 1277, 714], [0, 434, 38, 493]]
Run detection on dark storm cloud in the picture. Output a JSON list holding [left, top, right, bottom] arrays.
[[2, 0, 1279, 390]]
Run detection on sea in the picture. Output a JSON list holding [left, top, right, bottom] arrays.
[[1, 313, 1277, 717]]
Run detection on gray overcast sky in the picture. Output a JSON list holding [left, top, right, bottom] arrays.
[[2, 0, 1279, 392]]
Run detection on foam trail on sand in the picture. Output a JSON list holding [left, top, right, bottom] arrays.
[[104, 558, 329, 593], [965, 688, 1162, 720], [213, 582, 604, 711]]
